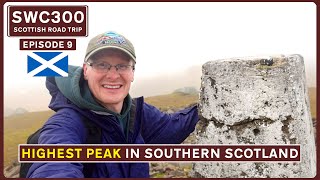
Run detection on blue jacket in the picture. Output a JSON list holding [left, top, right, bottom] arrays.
[[27, 66, 199, 178]]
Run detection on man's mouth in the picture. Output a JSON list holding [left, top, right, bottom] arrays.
[[102, 85, 122, 89]]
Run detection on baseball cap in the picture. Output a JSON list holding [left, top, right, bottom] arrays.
[[84, 31, 136, 63]]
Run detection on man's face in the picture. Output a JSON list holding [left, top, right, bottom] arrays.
[[83, 50, 135, 112]]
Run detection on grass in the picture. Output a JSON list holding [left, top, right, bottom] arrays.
[[144, 92, 198, 111], [4, 111, 54, 167], [309, 87, 316, 119], [152, 172, 166, 178]]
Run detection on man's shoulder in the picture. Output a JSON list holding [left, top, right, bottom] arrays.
[[131, 96, 144, 107], [46, 108, 84, 126], [132, 96, 144, 102]]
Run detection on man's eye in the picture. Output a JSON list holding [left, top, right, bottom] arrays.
[[96, 63, 108, 68], [117, 65, 128, 70]]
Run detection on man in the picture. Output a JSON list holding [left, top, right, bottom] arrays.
[[27, 31, 199, 178]]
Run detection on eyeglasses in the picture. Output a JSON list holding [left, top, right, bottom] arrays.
[[86, 61, 135, 74]]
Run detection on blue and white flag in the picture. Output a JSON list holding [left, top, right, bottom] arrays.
[[27, 52, 68, 77]]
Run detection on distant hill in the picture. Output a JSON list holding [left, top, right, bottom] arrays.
[[4, 107, 28, 117], [14, 107, 28, 115], [173, 87, 199, 95], [4, 107, 14, 117]]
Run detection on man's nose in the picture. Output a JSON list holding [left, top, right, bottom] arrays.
[[106, 66, 120, 78]]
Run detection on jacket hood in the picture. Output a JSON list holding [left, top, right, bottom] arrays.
[[46, 65, 131, 117]]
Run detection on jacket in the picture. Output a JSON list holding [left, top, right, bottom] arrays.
[[27, 66, 199, 178]]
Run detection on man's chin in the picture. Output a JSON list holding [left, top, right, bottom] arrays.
[[101, 98, 123, 105]]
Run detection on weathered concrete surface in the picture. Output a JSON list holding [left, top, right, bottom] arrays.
[[192, 54, 316, 178]]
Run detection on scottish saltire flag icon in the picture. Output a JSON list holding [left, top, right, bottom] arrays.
[[27, 52, 68, 77]]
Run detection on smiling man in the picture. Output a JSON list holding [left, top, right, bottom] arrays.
[[84, 48, 135, 113], [26, 31, 199, 178]]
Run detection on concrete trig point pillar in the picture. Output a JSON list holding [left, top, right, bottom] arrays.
[[192, 54, 316, 178]]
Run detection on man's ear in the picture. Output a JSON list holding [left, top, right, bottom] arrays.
[[132, 69, 135, 82]]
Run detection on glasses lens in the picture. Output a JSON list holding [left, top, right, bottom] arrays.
[[94, 63, 109, 71], [91, 62, 133, 74]]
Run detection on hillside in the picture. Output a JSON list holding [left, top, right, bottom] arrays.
[[309, 87, 316, 119], [3, 88, 316, 167], [4, 111, 55, 167], [144, 92, 198, 112]]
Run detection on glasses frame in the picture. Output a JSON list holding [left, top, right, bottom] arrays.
[[85, 61, 135, 74]]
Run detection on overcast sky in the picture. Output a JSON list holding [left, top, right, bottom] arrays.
[[3, 2, 316, 111]]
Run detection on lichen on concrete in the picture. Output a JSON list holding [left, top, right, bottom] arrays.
[[192, 54, 316, 178]]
